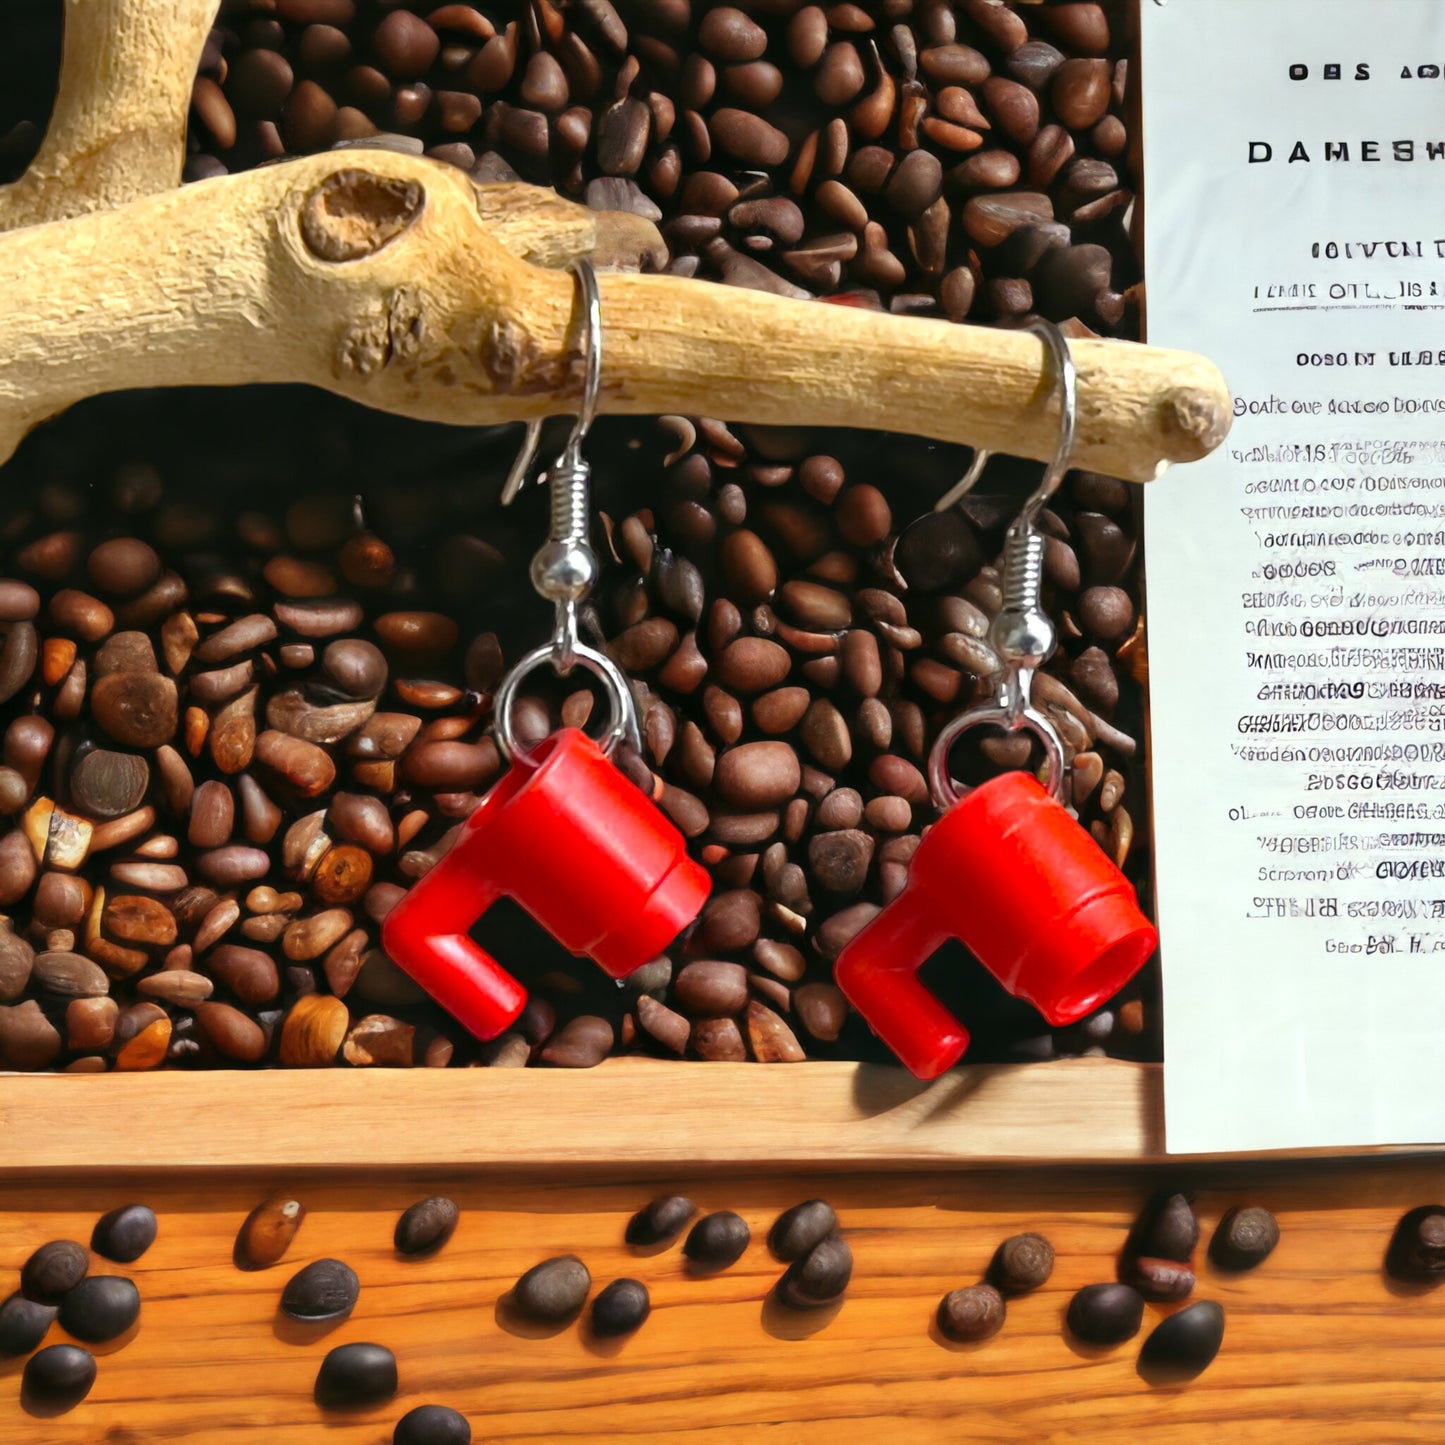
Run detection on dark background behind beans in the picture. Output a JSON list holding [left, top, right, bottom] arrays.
[[0, 0, 1158, 1073]]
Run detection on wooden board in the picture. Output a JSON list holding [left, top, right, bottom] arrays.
[[2, 1157, 1445, 1442], [4, 1060, 1441, 1172]]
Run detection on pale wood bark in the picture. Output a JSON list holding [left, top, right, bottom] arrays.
[[0, 150, 1228, 481], [0, 0, 220, 230]]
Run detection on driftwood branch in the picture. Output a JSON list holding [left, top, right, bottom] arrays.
[[0, 1, 1229, 482], [0, 0, 220, 230], [0, 152, 1227, 482]]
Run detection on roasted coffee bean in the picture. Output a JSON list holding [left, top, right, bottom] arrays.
[[22, 1343, 96, 1412], [674, 960, 748, 1015], [0, 1291, 57, 1356], [395, 1196, 460, 1256], [591, 1277, 651, 1336], [1126, 1255, 1195, 1302], [684, 1211, 750, 1270], [282, 1258, 360, 1321], [57, 1275, 141, 1343], [1130, 1190, 1199, 1263], [1065, 1282, 1144, 1345], [235, 1194, 306, 1270], [937, 1283, 1005, 1342], [394, 1404, 473, 1445], [316, 1341, 399, 1407], [626, 1195, 696, 1249], [989, 1232, 1054, 1295], [512, 1256, 591, 1324], [769, 1199, 838, 1262], [1386, 1205, 1445, 1282], [91, 1203, 157, 1264], [778, 1234, 852, 1308], [1209, 1206, 1279, 1272], [21, 1241, 89, 1304], [1138, 1300, 1225, 1380], [540, 1014, 613, 1068]]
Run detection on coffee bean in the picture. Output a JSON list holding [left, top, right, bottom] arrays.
[[626, 1195, 696, 1247], [71, 749, 150, 821], [234, 1194, 306, 1270], [769, 1199, 838, 1262], [807, 829, 873, 896], [0, 921, 32, 1002], [0, 580, 40, 622], [394, 1404, 473, 1445], [21, 1241, 89, 1304], [0, 1291, 57, 1356], [90, 1204, 157, 1264], [591, 1277, 650, 1336], [22, 1343, 96, 1412], [700, 7, 767, 62], [87, 538, 161, 596], [1203, 1205, 1278, 1273], [713, 741, 800, 810], [989, 1232, 1054, 1295], [1125, 1255, 1195, 1302], [779, 1234, 852, 1308], [937, 1283, 1005, 1341], [395, 1196, 460, 1256], [282, 1258, 360, 1321], [685, 1211, 750, 1270], [513, 1256, 591, 1324], [57, 1275, 140, 1343], [1131, 1190, 1199, 1263], [1052, 57, 1111, 128], [793, 982, 846, 1041], [1138, 1300, 1225, 1380], [710, 108, 789, 167], [1385, 1205, 1445, 1282], [1066, 1281, 1144, 1344], [674, 960, 749, 1016], [316, 1340, 399, 1407], [540, 1014, 614, 1068], [31, 951, 109, 999]]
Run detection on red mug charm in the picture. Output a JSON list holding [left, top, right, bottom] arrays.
[[381, 727, 711, 1041], [833, 769, 1158, 1081]]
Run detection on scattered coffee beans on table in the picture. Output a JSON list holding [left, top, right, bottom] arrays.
[[56, 1275, 141, 1344], [1137, 1299, 1225, 1381], [1209, 1205, 1279, 1272], [394, 1195, 460, 1256], [591, 1277, 652, 1336], [90, 1203, 158, 1264], [988, 1231, 1054, 1295], [234, 1193, 306, 1270], [778, 1234, 852, 1310], [937, 1282, 1006, 1342], [1385, 1204, 1445, 1283], [768, 1198, 838, 1261], [684, 1210, 751, 1270], [281, 1258, 361, 1323], [511, 1255, 593, 1325], [19, 1241, 88, 1304], [315, 1340, 399, 1408], [626, 1194, 697, 1247], [394, 1403, 473, 1445], [0, 1293, 57, 1358], [1064, 1281, 1144, 1346], [21, 1343, 97, 1413]]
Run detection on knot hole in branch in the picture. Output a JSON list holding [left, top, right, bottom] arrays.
[[301, 169, 424, 262]]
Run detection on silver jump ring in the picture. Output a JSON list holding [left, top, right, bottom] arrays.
[[927, 705, 1067, 808], [493, 640, 639, 763]]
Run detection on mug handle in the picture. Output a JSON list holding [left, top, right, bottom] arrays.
[[380, 841, 527, 1042], [833, 891, 970, 1081]]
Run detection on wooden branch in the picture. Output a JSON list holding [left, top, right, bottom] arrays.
[[0, 0, 219, 231], [0, 150, 1228, 480]]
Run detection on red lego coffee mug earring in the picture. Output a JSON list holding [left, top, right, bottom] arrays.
[[381, 259, 711, 1042], [834, 319, 1158, 1080]]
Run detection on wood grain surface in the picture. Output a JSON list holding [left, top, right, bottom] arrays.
[[2, 1157, 1444, 1443]]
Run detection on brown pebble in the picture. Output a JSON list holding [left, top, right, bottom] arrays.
[[938, 1283, 1005, 1341], [674, 960, 749, 1016], [279, 994, 349, 1066], [540, 1015, 614, 1068]]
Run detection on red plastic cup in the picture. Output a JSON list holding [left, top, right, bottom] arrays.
[[834, 770, 1157, 1080], [381, 727, 711, 1041]]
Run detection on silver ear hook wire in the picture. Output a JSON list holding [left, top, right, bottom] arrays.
[[492, 259, 640, 763], [926, 319, 1076, 807]]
